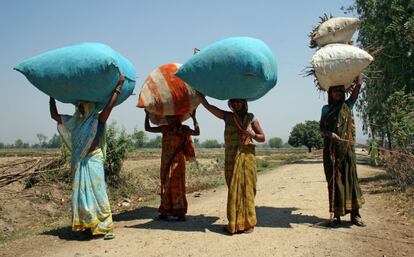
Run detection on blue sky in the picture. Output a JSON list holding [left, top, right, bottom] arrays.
[[0, 0, 366, 144]]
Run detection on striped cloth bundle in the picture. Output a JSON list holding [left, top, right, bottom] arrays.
[[137, 63, 200, 124]]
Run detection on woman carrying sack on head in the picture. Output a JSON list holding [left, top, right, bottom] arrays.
[[319, 74, 365, 227], [50, 75, 125, 240], [145, 110, 199, 221], [200, 96, 265, 234]]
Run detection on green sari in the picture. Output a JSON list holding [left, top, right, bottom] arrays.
[[321, 102, 365, 217], [224, 112, 257, 233]]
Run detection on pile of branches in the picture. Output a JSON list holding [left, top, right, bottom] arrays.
[[381, 150, 414, 190], [0, 155, 69, 188]]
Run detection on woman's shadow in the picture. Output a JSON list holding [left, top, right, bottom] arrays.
[[43, 205, 331, 240], [123, 206, 328, 235]]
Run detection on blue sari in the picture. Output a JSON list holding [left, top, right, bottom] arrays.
[[58, 103, 113, 235]]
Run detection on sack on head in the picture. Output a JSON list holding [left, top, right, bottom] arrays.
[[311, 44, 373, 91], [138, 63, 200, 121], [14, 42, 136, 110], [175, 37, 278, 101]]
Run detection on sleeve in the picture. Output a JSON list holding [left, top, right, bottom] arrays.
[[223, 111, 232, 123], [345, 99, 355, 110], [321, 105, 330, 117], [250, 113, 257, 125]]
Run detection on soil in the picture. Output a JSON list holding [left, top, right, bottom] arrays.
[[1, 162, 413, 257]]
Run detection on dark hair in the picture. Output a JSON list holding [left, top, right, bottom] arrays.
[[328, 86, 345, 105]]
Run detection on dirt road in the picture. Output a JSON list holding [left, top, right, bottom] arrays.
[[1, 162, 413, 257]]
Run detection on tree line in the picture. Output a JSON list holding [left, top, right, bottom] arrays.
[[2, 122, 322, 150]]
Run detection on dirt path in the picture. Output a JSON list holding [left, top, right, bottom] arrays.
[[1, 163, 413, 257]]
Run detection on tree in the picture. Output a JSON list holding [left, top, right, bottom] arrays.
[[384, 90, 414, 152], [14, 139, 29, 148], [268, 137, 283, 148], [47, 134, 62, 148], [36, 133, 48, 148], [145, 136, 162, 148], [200, 139, 222, 148], [0, 142, 4, 149], [288, 120, 323, 152], [343, 1, 414, 149], [131, 129, 148, 148]]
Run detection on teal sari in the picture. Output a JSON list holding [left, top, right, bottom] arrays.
[[58, 103, 112, 235]]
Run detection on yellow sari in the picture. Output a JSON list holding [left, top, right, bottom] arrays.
[[224, 112, 257, 233]]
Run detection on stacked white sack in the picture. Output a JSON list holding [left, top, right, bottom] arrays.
[[311, 44, 374, 91], [311, 17, 361, 47]]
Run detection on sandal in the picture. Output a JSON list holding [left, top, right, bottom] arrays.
[[222, 226, 233, 235], [103, 231, 115, 240], [325, 216, 341, 227], [351, 216, 366, 227], [244, 227, 254, 234]]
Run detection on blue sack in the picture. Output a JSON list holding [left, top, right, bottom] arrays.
[[14, 42, 136, 109], [175, 37, 277, 101]]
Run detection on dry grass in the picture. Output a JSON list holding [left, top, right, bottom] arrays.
[[382, 151, 414, 191]]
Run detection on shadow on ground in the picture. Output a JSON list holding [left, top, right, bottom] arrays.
[[124, 206, 327, 235]]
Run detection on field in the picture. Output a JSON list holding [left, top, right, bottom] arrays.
[[0, 147, 308, 244]]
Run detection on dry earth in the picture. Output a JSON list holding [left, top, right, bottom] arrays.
[[1, 162, 413, 257]]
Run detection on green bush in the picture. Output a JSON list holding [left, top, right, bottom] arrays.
[[268, 137, 283, 148], [104, 122, 134, 186]]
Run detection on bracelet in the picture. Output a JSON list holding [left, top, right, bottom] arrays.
[[114, 89, 121, 95]]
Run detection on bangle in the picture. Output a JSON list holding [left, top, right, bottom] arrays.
[[114, 89, 121, 95]]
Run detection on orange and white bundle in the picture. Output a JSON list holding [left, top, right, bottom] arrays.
[[137, 63, 201, 124]]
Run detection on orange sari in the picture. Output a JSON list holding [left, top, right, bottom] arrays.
[[159, 126, 195, 217]]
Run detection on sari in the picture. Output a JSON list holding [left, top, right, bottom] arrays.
[[224, 112, 257, 233], [321, 101, 365, 217], [58, 103, 113, 235], [159, 125, 195, 217]]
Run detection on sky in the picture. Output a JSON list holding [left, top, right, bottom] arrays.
[[0, 0, 367, 144]]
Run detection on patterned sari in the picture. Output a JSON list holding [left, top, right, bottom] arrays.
[[58, 103, 113, 235], [224, 113, 257, 233], [159, 126, 195, 217], [321, 102, 365, 217]]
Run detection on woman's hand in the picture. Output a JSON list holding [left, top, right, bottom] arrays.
[[240, 128, 256, 139], [330, 133, 341, 141]]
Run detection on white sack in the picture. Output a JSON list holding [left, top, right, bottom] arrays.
[[312, 17, 360, 47], [311, 44, 373, 91]]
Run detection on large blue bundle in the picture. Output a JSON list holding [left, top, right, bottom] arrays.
[[175, 37, 277, 101], [14, 43, 136, 109]]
